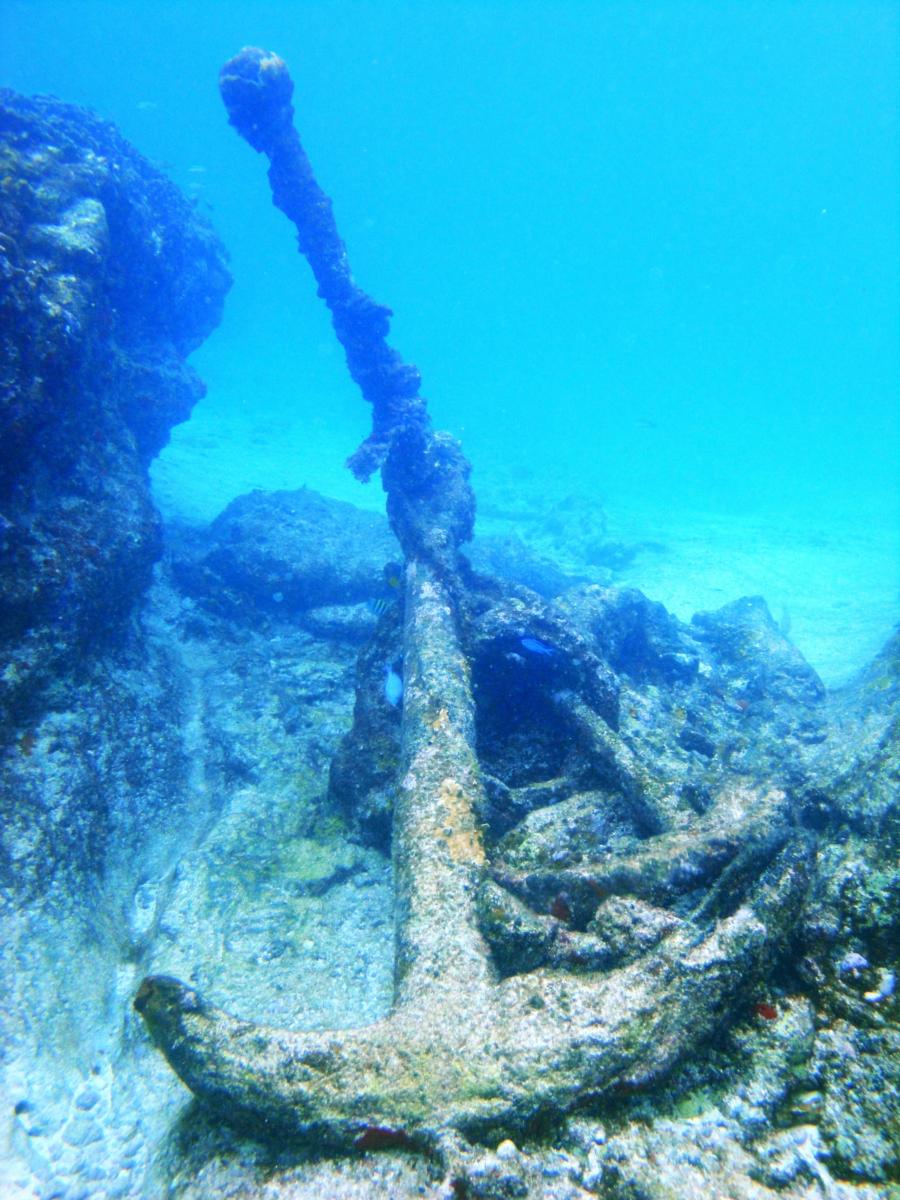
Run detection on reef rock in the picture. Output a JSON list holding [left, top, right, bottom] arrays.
[[173, 486, 401, 617], [0, 90, 231, 1200], [173, 485, 588, 625], [0, 89, 230, 727]]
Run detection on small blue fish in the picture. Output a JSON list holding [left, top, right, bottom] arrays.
[[384, 664, 403, 707], [839, 951, 869, 975], [520, 636, 555, 657]]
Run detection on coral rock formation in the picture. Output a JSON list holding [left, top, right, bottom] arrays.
[[0, 90, 231, 728]]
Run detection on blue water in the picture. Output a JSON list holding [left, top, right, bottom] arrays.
[[2, 11, 900, 1194], [2, 0, 898, 674]]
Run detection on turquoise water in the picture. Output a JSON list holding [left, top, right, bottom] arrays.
[[2, 0, 898, 677], [3, 10, 900, 1195]]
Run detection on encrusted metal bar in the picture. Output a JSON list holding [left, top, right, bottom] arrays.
[[393, 558, 495, 1005], [218, 46, 427, 485]]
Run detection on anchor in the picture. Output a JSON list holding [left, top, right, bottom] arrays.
[[135, 48, 812, 1180]]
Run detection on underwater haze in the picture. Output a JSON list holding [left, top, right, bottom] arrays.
[[2, 1, 898, 673], [4, 5, 900, 1198], [3, 0, 897, 686]]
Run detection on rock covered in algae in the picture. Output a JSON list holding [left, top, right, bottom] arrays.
[[173, 486, 401, 616], [0, 88, 231, 728], [0, 88, 234, 1198]]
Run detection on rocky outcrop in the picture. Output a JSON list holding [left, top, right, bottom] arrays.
[[173, 487, 401, 617], [0, 90, 231, 1200], [172, 486, 585, 628], [0, 89, 231, 728]]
